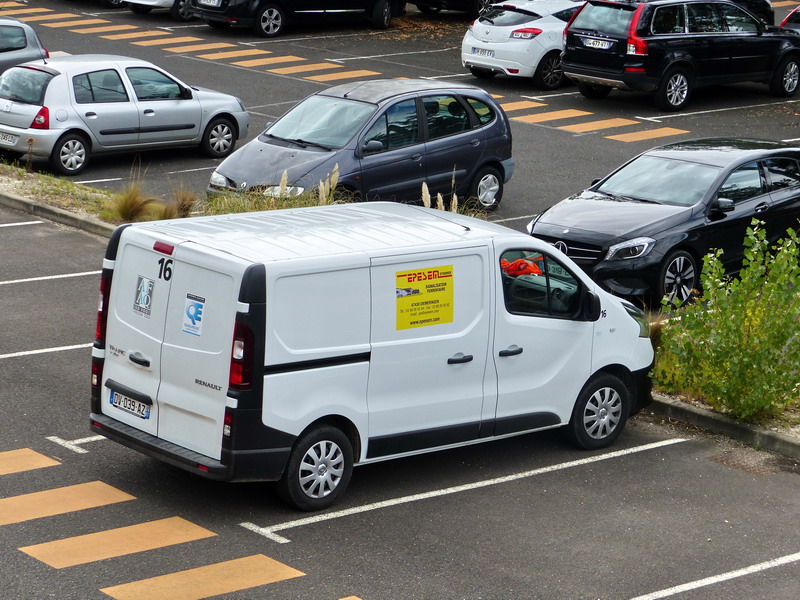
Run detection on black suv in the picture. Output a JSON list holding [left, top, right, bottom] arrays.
[[190, 0, 404, 37], [562, 0, 799, 110]]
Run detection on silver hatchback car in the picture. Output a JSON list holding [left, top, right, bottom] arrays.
[[0, 17, 48, 74], [0, 55, 249, 175]]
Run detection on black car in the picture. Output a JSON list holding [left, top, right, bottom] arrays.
[[562, 0, 799, 111], [209, 79, 515, 210], [189, 0, 404, 37], [528, 139, 800, 305]]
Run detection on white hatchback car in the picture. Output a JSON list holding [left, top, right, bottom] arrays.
[[0, 55, 249, 175], [461, 0, 584, 89]]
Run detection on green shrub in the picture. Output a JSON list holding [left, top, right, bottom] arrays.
[[654, 221, 800, 422]]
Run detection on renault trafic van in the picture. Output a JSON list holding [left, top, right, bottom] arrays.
[[91, 202, 653, 510]]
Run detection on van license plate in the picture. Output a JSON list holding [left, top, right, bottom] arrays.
[[582, 38, 612, 50], [472, 47, 495, 58], [0, 132, 18, 146], [197, 0, 220, 6], [110, 391, 151, 419]]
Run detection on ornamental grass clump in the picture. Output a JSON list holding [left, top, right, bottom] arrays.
[[654, 221, 800, 422]]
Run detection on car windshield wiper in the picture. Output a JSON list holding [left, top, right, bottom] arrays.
[[287, 138, 331, 151], [597, 189, 660, 204]]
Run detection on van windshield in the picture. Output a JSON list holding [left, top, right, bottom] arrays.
[[571, 2, 636, 36], [0, 66, 52, 105]]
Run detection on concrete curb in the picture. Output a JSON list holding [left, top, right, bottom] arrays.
[[3, 189, 799, 461], [650, 394, 800, 461]]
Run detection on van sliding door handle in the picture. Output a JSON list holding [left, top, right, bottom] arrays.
[[499, 347, 523, 357], [129, 352, 150, 368], [447, 354, 474, 364]]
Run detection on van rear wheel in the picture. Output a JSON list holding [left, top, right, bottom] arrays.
[[565, 374, 630, 450], [278, 426, 354, 511]]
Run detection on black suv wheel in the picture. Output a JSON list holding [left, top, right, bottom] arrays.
[[655, 66, 691, 111]]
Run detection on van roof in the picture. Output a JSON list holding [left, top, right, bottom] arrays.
[[128, 202, 523, 262]]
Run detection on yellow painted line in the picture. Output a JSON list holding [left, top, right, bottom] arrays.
[[512, 109, 593, 124], [0, 449, 60, 476], [606, 127, 690, 142], [19, 517, 216, 568], [0, 1, 27, 6], [490, 94, 504, 98], [500, 100, 546, 111], [269, 62, 343, 75], [233, 55, 306, 67], [0, 482, 135, 526], [196, 49, 271, 60], [102, 30, 171, 40], [305, 70, 381, 82], [42, 19, 110, 28], [99, 554, 305, 600], [71, 24, 138, 34], [18, 13, 80, 22], [0, 8, 53, 15], [165, 42, 236, 53], [132, 36, 203, 46], [773, 1, 797, 6], [559, 118, 640, 133]]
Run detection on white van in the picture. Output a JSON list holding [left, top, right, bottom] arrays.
[[91, 202, 653, 510]]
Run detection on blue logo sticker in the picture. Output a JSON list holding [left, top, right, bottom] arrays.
[[181, 293, 206, 336]]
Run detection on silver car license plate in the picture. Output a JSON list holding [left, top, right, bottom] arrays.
[[582, 38, 613, 50], [472, 47, 495, 58], [0, 132, 18, 146]]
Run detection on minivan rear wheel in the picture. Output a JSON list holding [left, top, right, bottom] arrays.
[[770, 55, 799, 97], [469, 165, 503, 211], [253, 4, 285, 37], [655, 66, 691, 111], [577, 82, 611, 99], [50, 133, 90, 176], [278, 426, 354, 511], [565, 374, 630, 450]]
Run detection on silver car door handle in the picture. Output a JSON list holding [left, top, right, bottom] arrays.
[[499, 347, 523, 357], [447, 353, 474, 365], [754, 202, 769, 213], [84, 112, 97, 118], [129, 352, 150, 368], [143, 109, 155, 116]]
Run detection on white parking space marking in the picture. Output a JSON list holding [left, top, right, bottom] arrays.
[[75, 177, 123, 184], [637, 98, 800, 122], [241, 438, 688, 543], [629, 551, 800, 600], [0, 270, 101, 286], [0, 220, 43, 228], [47, 435, 106, 454], [331, 47, 459, 62], [0, 344, 92, 360]]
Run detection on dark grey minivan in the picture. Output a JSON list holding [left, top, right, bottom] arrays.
[[209, 79, 515, 210]]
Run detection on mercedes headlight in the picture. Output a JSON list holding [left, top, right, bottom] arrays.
[[606, 237, 655, 260]]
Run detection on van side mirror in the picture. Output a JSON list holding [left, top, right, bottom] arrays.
[[584, 290, 602, 321], [362, 140, 385, 155], [714, 197, 735, 213]]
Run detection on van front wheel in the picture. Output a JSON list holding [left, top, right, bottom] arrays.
[[565, 374, 630, 450], [278, 426, 354, 511]]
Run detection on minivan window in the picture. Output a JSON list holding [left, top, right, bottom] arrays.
[[0, 25, 26, 52], [362, 99, 418, 152], [423, 95, 471, 140], [764, 158, 800, 191], [479, 7, 541, 27], [268, 95, 375, 149], [570, 2, 636, 36], [0, 66, 52, 105], [717, 161, 763, 202], [73, 69, 128, 104], [652, 5, 687, 34], [687, 2, 724, 33], [500, 250, 581, 318], [597, 155, 722, 206], [465, 97, 495, 126]]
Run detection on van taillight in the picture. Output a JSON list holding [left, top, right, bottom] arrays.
[[30, 107, 49, 129], [95, 273, 111, 344], [229, 321, 254, 390], [223, 408, 233, 438], [626, 5, 648, 55]]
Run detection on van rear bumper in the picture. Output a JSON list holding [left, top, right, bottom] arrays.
[[90, 413, 290, 482]]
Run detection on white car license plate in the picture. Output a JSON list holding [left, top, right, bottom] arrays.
[[583, 38, 612, 50], [0, 132, 18, 146], [197, 0, 220, 6], [472, 47, 495, 58], [110, 390, 151, 419]]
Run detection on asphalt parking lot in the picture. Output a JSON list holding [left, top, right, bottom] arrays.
[[2, 1, 800, 599]]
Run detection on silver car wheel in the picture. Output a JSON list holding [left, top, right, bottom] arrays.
[[784, 61, 799, 94], [298, 439, 344, 499], [209, 123, 232, 154], [477, 173, 500, 207], [60, 139, 86, 172], [260, 8, 282, 35], [583, 387, 623, 440], [663, 253, 695, 305], [666, 73, 688, 107]]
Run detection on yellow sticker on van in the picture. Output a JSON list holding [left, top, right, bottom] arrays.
[[395, 265, 454, 330]]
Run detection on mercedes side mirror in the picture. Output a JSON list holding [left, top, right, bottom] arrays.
[[715, 197, 735, 213]]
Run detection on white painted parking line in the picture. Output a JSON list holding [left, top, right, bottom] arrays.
[[0, 270, 100, 286], [629, 551, 800, 600], [165, 166, 217, 175], [0, 344, 92, 360], [331, 47, 459, 62], [74, 177, 123, 184], [47, 435, 106, 454], [637, 98, 800, 122], [0, 220, 43, 228], [241, 438, 688, 543]]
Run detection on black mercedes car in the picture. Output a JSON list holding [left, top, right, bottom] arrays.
[[528, 139, 800, 305]]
